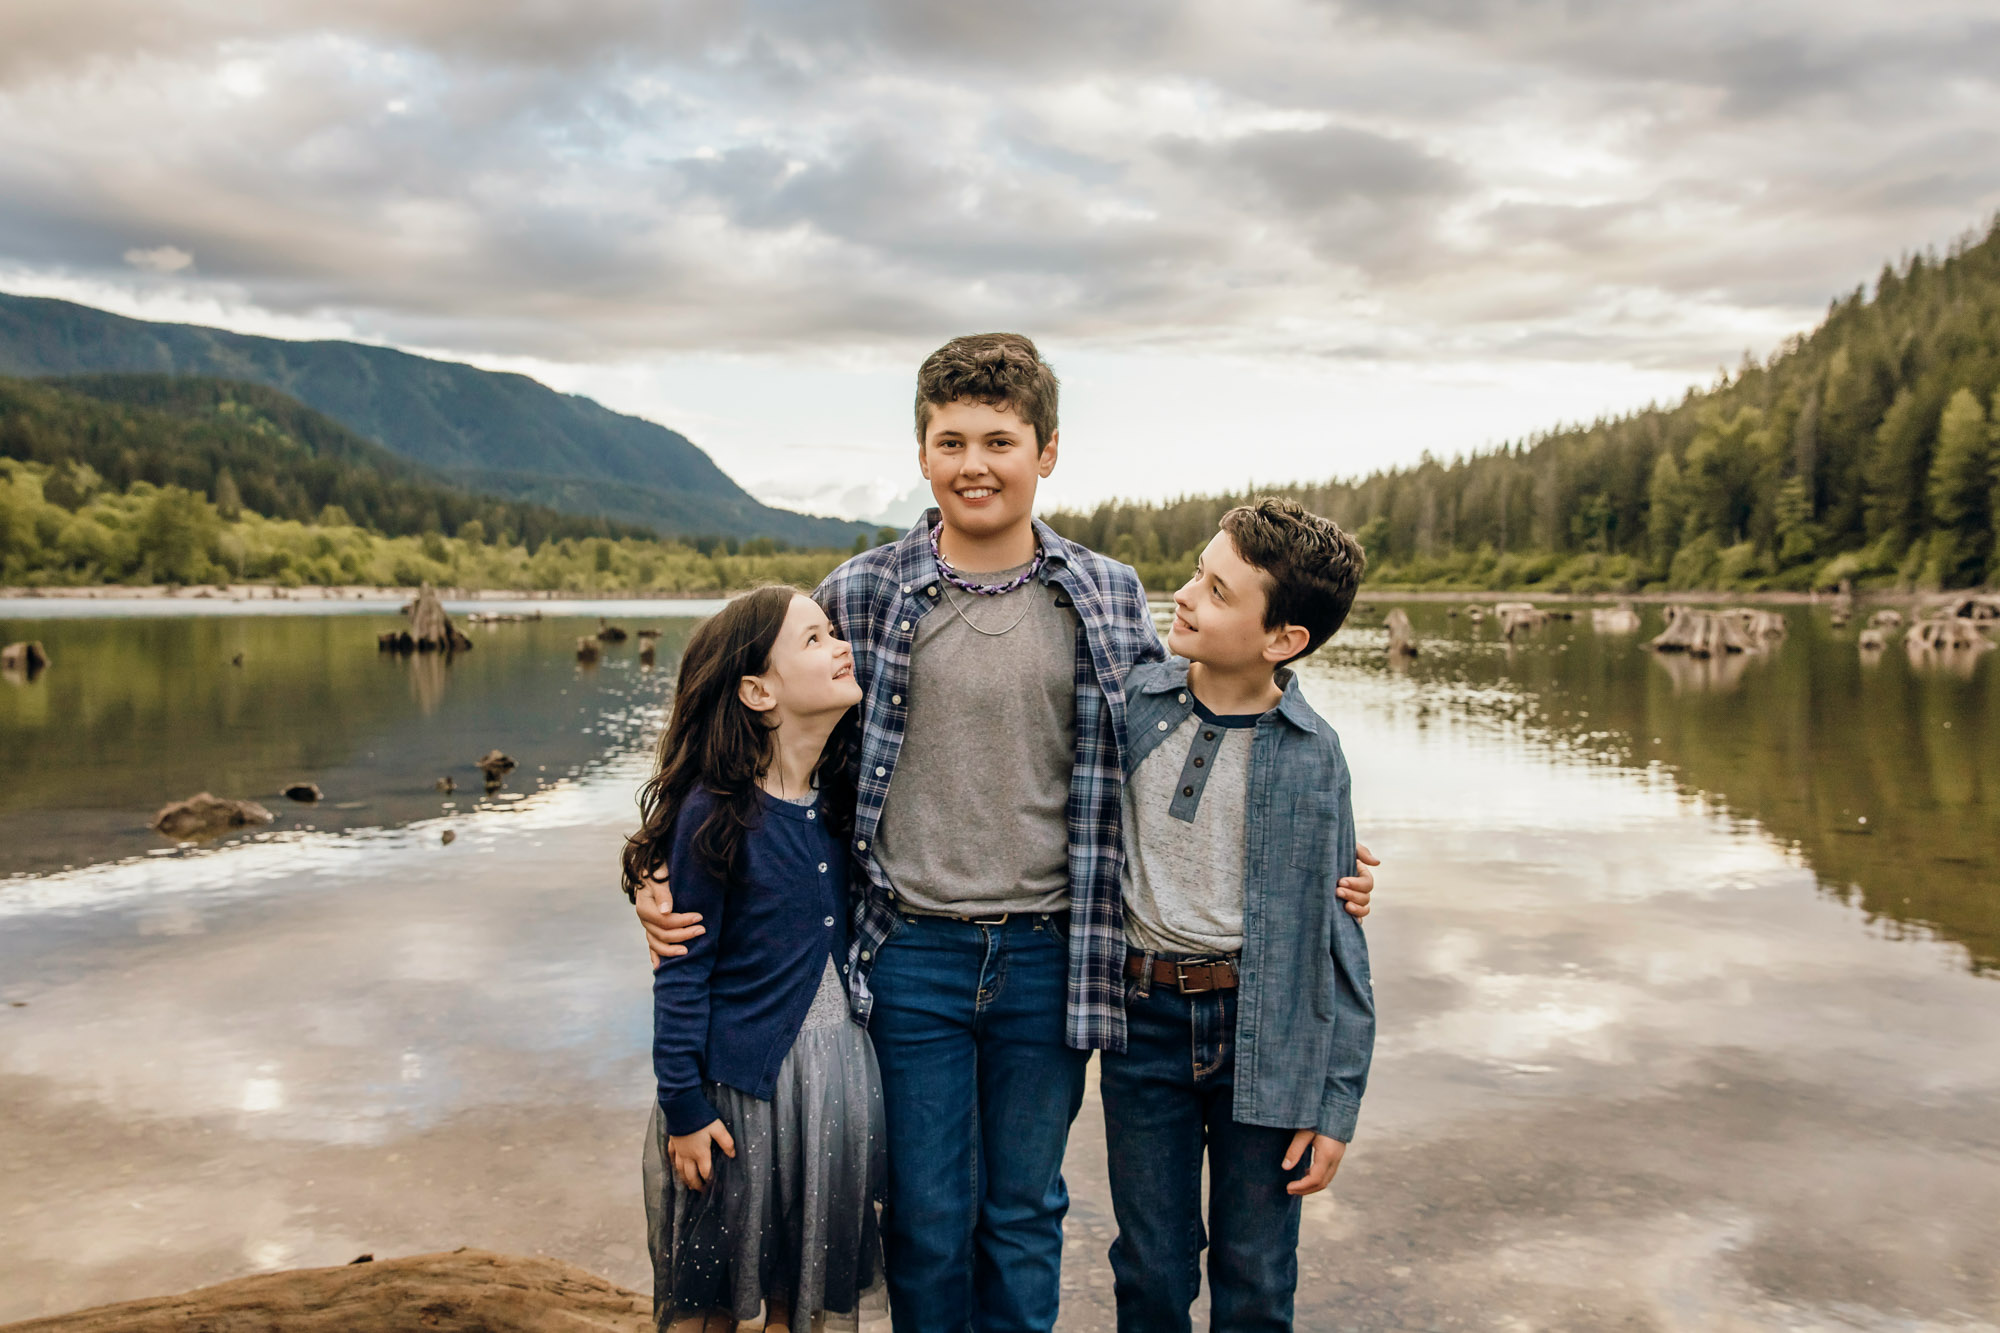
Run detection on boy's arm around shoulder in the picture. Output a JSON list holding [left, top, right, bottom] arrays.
[[1318, 752, 1375, 1143], [652, 797, 730, 1137]]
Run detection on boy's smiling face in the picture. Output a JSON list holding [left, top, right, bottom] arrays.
[[1169, 530, 1305, 669], [919, 398, 1058, 551]]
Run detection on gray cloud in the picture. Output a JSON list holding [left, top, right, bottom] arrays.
[[0, 0, 1997, 372]]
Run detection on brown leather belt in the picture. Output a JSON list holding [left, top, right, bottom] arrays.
[[1125, 952, 1240, 993]]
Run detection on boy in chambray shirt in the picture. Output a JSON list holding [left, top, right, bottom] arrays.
[[1103, 496, 1373, 1332]]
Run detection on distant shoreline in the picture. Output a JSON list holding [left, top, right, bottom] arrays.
[[0, 583, 748, 602]]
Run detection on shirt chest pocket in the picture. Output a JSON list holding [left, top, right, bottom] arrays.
[[1286, 792, 1340, 872]]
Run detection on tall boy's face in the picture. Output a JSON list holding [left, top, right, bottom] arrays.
[[919, 399, 1058, 548], [1169, 530, 1290, 669]]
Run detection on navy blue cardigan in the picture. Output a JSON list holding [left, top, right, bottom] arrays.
[[652, 786, 850, 1136]]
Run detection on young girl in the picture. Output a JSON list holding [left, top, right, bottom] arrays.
[[623, 585, 884, 1332]]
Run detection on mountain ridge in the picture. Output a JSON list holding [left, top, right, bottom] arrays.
[[0, 293, 869, 546]]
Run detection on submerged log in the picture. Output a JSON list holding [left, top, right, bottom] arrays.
[[1384, 608, 1418, 657], [1591, 602, 1641, 634], [150, 793, 275, 841], [635, 628, 662, 640], [1649, 610, 1759, 658], [0, 1248, 649, 1333]]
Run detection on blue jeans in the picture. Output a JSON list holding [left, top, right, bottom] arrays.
[[1100, 980, 1305, 1333], [868, 911, 1090, 1333]]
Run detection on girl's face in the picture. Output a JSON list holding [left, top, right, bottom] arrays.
[[749, 594, 862, 720]]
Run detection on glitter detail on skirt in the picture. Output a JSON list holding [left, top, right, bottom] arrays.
[[645, 958, 886, 1329]]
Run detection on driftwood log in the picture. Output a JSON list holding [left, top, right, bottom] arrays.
[[1868, 609, 1905, 629], [379, 585, 472, 654], [1591, 602, 1641, 634], [1720, 607, 1787, 641], [1384, 608, 1418, 657], [1649, 610, 1759, 658], [0, 1248, 648, 1333], [151, 793, 275, 841]]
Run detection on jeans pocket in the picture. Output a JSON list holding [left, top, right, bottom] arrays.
[[1038, 913, 1070, 947]]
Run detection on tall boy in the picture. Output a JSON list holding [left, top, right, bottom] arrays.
[[638, 335, 1376, 1333], [1104, 497, 1373, 1331]]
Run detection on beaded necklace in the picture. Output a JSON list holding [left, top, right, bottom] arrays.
[[928, 521, 1045, 596]]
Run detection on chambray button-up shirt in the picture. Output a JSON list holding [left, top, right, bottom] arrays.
[[1124, 657, 1376, 1141], [814, 512, 1165, 1053]]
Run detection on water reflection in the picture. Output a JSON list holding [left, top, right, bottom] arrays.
[[0, 611, 695, 877], [1333, 603, 2000, 973]]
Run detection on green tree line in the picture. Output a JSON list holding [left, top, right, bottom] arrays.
[[0, 374, 660, 548], [0, 374, 868, 591], [1047, 218, 2000, 594]]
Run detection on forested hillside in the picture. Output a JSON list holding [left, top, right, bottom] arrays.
[[1048, 219, 2000, 593], [1, 375, 650, 546], [0, 293, 870, 547], [0, 376, 862, 590]]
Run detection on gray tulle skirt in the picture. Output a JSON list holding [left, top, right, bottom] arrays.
[[644, 959, 886, 1328]]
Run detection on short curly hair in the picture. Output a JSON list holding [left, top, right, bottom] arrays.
[[1220, 497, 1366, 663], [915, 333, 1059, 452]]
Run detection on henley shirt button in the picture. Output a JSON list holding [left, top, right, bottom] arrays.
[[1193, 756, 1205, 768], [1157, 720, 1169, 731], [1204, 730, 1216, 741], [1182, 785, 1194, 796]]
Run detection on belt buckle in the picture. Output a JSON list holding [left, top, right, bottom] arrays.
[[969, 912, 1009, 926], [1174, 961, 1216, 994]]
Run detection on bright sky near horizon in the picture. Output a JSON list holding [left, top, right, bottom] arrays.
[[3, 1, 1998, 522]]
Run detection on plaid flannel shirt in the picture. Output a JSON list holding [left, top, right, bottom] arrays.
[[814, 511, 1166, 1053]]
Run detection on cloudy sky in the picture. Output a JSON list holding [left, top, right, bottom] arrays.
[[3, 0, 1998, 520]]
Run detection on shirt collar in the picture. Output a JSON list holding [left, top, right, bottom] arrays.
[[894, 509, 1074, 590], [1136, 656, 1318, 733]]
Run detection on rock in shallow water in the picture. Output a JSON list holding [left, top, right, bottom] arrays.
[[149, 793, 275, 841]]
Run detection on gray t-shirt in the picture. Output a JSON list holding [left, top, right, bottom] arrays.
[[1121, 704, 1255, 955], [875, 562, 1078, 916]]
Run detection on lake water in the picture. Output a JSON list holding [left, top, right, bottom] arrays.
[[2, 599, 1996, 1329]]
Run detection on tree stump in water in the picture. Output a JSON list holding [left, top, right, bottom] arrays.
[[1906, 618, 1993, 653], [1926, 593, 2000, 621], [1590, 602, 1641, 634], [380, 584, 472, 654], [2, 640, 50, 680], [0, 1248, 648, 1333], [1494, 602, 1550, 639], [576, 637, 601, 662], [1868, 609, 1905, 629], [1649, 610, 1758, 658], [1384, 608, 1418, 657]]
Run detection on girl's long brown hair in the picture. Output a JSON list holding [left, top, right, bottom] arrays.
[[620, 585, 856, 900]]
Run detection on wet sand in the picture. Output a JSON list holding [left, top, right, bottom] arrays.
[[4, 658, 1998, 1330]]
